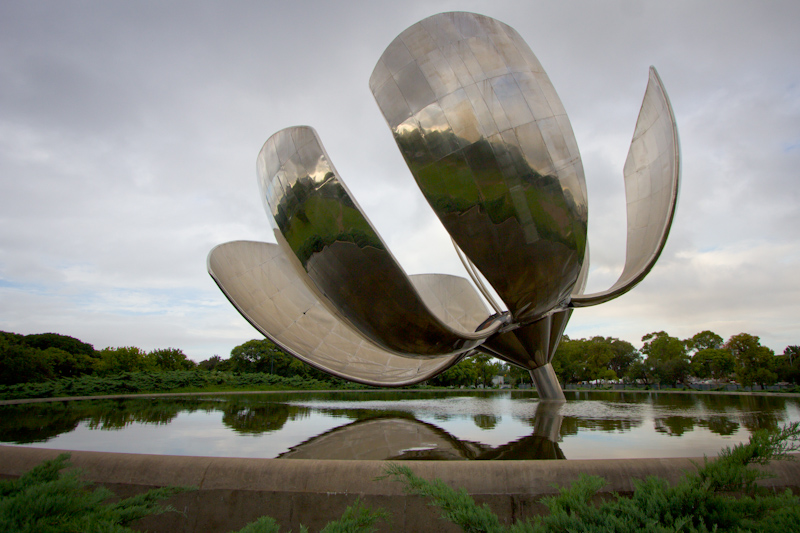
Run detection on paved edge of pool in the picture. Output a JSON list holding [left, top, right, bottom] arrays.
[[2, 445, 799, 533]]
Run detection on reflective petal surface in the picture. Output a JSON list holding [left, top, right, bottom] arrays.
[[572, 67, 680, 306], [208, 241, 491, 385], [208, 12, 681, 399], [371, 12, 588, 323]]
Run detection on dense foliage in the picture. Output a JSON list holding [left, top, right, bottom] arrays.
[[2, 329, 799, 394], [542, 331, 800, 390], [0, 370, 366, 401], [0, 454, 386, 533], [5, 424, 798, 532], [0, 453, 192, 532], [385, 423, 800, 532]]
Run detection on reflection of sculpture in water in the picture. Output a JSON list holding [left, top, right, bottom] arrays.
[[208, 12, 681, 400], [279, 401, 566, 461]]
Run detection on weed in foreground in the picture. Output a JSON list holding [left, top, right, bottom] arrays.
[[383, 422, 800, 532]]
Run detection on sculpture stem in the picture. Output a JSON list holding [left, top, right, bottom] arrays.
[[530, 363, 566, 401]]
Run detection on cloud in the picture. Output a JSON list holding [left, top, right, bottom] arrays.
[[1, 1, 798, 361]]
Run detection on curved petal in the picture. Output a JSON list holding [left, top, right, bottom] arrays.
[[208, 241, 491, 386], [257, 126, 501, 357], [571, 67, 680, 307], [370, 12, 588, 323]]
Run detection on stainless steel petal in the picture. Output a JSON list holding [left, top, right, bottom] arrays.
[[208, 241, 490, 386], [370, 12, 588, 324], [571, 67, 680, 307], [256, 126, 501, 357]]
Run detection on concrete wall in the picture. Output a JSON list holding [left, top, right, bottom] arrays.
[[2, 446, 799, 532]]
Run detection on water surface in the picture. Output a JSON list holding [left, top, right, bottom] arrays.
[[1, 390, 797, 460]]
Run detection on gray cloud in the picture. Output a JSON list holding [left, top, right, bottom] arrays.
[[1, 1, 798, 360]]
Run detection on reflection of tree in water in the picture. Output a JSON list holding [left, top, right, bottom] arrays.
[[650, 393, 698, 411], [86, 398, 205, 430], [735, 396, 787, 433], [655, 416, 695, 436], [609, 392, 651, 404], [0, 403, 82, 443], [557, 417, 643, 437], [0, 398, 214, 442], [473, 414, 499, 430], [740, 411, 785, 433], [697, 394, 738, 413], [699, 416, 739, 436], [222, 403, 311, 434]]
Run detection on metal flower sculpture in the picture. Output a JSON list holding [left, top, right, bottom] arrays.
[[208, 12, 679, 400]]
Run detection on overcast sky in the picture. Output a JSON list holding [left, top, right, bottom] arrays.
[[1, 1, 798, 362]]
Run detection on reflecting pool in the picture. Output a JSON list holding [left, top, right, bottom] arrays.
[[1, 390, 798, 460]]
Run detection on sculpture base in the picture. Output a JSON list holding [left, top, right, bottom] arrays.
[[530, 363, 566, 401]]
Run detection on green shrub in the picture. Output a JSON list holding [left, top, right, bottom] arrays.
[[0, 454, 386, 533], [0, 453, 192, 532], [384, 422, 800, 532], [0, 370, 371, 400], [4, 426, 799, 532]]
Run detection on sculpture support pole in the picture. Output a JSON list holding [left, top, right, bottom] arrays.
[[530, 363, 566, 401]]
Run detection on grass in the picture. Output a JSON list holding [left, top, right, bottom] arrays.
[[384, 422, 800, 532], [0, 371, 371, 401], [3, 424, 800, 532]]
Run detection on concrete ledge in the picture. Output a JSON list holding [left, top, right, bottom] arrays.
[[2, 446, 799, 532]]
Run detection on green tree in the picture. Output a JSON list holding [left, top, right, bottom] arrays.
[[583, 337, 619, 382], [606, 337, 640, 378], [552, 336, 587, 385], [641, 331, 690, 387], [552, 336, 625, 385], [727, 333, 777, 389], [197, 355, 230, 371], [428, 357, 479, 387], [691, 348, 735, 381], [147, 348, 196, 371], [626, 359, 652, 386], [23, 332, 95, 358], [229, 340, 280, 373], [44, 347, 98, 378], [96, 346, 152, 375], [685, 330, 724, 353], [470, 353, 501, 388], [229, 339, 327, 380], [503, 363, 532, 388], [0, 339, 52, 385], [774, 346, 800, 384]]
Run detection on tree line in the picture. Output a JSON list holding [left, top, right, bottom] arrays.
[[548, 331, 800, 389], [2, 329, 798, 390], [0, 331, 337, 386]]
